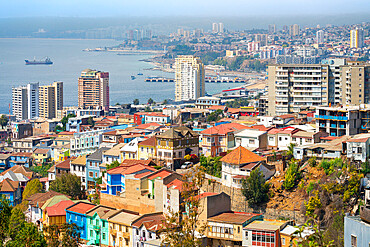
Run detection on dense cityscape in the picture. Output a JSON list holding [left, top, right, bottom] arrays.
[[1, 15, 370, 247]]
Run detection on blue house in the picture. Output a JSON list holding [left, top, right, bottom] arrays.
[[66, 202, 96, 240], [102, 163, 156, 196], [0, 178, 21, 206], [344, 206, 370, 247], [9, 152, 33, 168], [0, 154, 11, 172], [86, 147, 109, 190]]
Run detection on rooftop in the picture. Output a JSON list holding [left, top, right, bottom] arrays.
[[244, 219, 289, 231], [66, 202, 96, 215], [201, 123, 249, 135], [46, 200, 75, 217], [220, 146, 264, 165], [208, 212, 261, 224]]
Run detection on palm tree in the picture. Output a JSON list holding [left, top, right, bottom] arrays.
[[287, 143, 296, 157], [0, 115, 8, 129]]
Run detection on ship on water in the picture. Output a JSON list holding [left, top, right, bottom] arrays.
[[25, 57, 53, 65]]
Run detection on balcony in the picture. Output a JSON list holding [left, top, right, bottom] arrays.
[[315, 115, 348, 121]]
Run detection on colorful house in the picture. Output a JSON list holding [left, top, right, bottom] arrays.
[[66, 201, 96, 240], [131, 212, 167, 247], [44, 200, 75, 228], [41, 195, 71, 227], [102, 163, 156, 196], [8, 152, 33, 168], [0, 178, 21, 206], [33, 148, 51, 164], [107, 209, 140, 247], [86, 205, 118, 246], [201, 123, 249, 157], [86, 147, 109, 190], [138, 137, 157, 160]]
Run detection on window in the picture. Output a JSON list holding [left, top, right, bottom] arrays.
[[224, 175, 227, 180], [238, 226, 240, 233], [282, 237, 286, 245], [351, 235, 357, 247], [279, 137, 282, 141], [358, 147, 362, 153], [249, 139, 255, 144], [89, 172, 93, 178], [90, 230, 93, 236], [102, 233, 106, 240]]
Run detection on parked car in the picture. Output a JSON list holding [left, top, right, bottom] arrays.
[[181, 161, 193, 169]]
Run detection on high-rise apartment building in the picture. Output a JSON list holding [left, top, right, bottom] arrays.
[[219, 23, 224, 33], [254, 34, 268, 46], [175, 55, 205, 102], [316, 30, 324, 44], [267, 60, 370, 116], [12, 82, 39, 121], [78, 69, 109, 111], [289, 24, 299, 37], [350, 28, 364, 48], [268, 24, 276, 34], [39, 81, 63, 119], [212, 23, 219, 33]]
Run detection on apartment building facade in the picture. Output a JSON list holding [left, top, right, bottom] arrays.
[[78, 69, 109, 110], [268, 60, 370, 116], [12, 82, 39, 120], [39, 81, 63, 119], [175, 55, 205, 102]]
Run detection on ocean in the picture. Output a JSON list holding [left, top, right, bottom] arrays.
[[0, 38, 235, 114]]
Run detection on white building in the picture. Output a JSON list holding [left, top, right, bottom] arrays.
[[12, 82, 39, 120], [175, 55, 205, 102], [346, 135, 370, 162], [316, 30, 324, 44], [234, 129, 268, 151], [70, 129, 108, 156], [220, 146, 274, 188], [70, 155, 87, 189]]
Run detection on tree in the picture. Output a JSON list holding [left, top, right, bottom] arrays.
[[6, 222, 47, 247], [133, 99, 139, 105], [8, 207, 26, 240], [206, 109, 223, 122], [50, 173, 85, 200], [0, 115, 8, 129], [241, 169, 269, 206], [60, 223, 82, 247], [30, 163, 53, 177], [87, 116, 94, 127], [199, 156, 222, 178], [161, 167, 207, 246], [0, 195, 12, 244], [54, 125, 63, 133], [286, 143, 296, 157], [106, 160, 120, 170], [61, 113, 76, 131], [22, 179, 43, 201], [283, 160, 301, 190], [148, 98, 154, 105], [163, 99, 168, 105]]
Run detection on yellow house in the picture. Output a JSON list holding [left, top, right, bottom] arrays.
[[33, 148, 51, 164], [41, 195, 71, 226], [137, 136, 156, 160], [44, 200, 75, 228], [108, 210, 140, 247]]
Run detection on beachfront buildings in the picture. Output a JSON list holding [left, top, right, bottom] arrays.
[[175, 55, 205, 102], [12, 82, 39, 120], [39, 81, 63, 119], [78, 69, 109, 111]]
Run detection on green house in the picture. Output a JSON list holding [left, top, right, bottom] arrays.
[[86, 205, 118, 246]]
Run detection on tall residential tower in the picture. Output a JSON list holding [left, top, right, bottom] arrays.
[[12, 82, 39, 121], [39, 81, 63, 119], [350, 28, 364, 48], [78, 69, 109, 110], [175, 55, 205, 102]]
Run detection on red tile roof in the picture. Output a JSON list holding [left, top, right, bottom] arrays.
[[220, 146, 265, 165], [1, 165, 33, 179], [132, 213, 166, 231], [139, 136, 156, 147], [107, 163, 156, 176], [55, 158, 71, 169], [46, 200, 75, 217], [136, 122, 161, 130], [227, 108, 240, 114], [147, 170, 172, 180], [201, 123, 249, 135], [58, 131, 74, 135], [66, 202, 96, 214], [167, 179, 183, 191], [268, 127, 298, 135], [208, 105, 226, 111], [134, 171, 153, 178], [320, 136, 340, 140], [197, 192, 218, 200], [0, 178, 19, 192]]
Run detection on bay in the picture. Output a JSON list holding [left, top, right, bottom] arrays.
[[0, 38, 235, 114]]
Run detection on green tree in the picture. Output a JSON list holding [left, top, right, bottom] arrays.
[[60, 223, 82, 247], [199, 156, 222, 178], [148, 98, 154, 105], [161, 167, 207, 246], [30, 163, 53, 177], [0, 195, 12, 244], [44, 224, 60, 246], [133, 99, 139, 105], [163, 99, 168, 105], [54, 125, 63, 133], [283, 161, 301, 190], [49, 173, 85, 200], [286, 143, 296, 157], [361, 161, 370, 174], [87, 116, 94, 127], [6, 222, 47, 247], [0, 115, 8, 129], [61, 113, 76, 131], [206, 109, 223, 122], [106, 160, 120, 170], [22, 179, 43, 201], [8, 207, 26, 240], [241, 169, 269, 206]]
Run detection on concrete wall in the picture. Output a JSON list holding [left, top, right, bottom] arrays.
[[344, 216, 370, 247], [202, 180, 306, 224]]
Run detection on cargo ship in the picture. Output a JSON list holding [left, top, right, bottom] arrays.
[[25, 57, 53, 65]]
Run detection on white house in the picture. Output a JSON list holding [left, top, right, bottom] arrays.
[[234, 129, 268, 151], [70, 155, 87, 189], [346, 135, 370, 162], [258, 116, 274, 127], [131, 213, 166, 247], [220, 146, 275, 188]]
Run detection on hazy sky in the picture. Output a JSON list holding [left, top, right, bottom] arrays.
[[2, 0, 370, 18]]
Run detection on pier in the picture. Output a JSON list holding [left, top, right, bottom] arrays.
[[145, 77, 247, 83]]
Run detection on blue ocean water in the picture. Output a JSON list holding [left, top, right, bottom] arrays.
[[0, 38, 234, 114]]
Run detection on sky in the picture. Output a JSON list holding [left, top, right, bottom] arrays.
[[1, 0, 370, 18]]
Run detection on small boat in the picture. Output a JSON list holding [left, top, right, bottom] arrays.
[[131, 76, 136, 80], [137, 73, 143, 76], [25, 57, 53, 65]]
